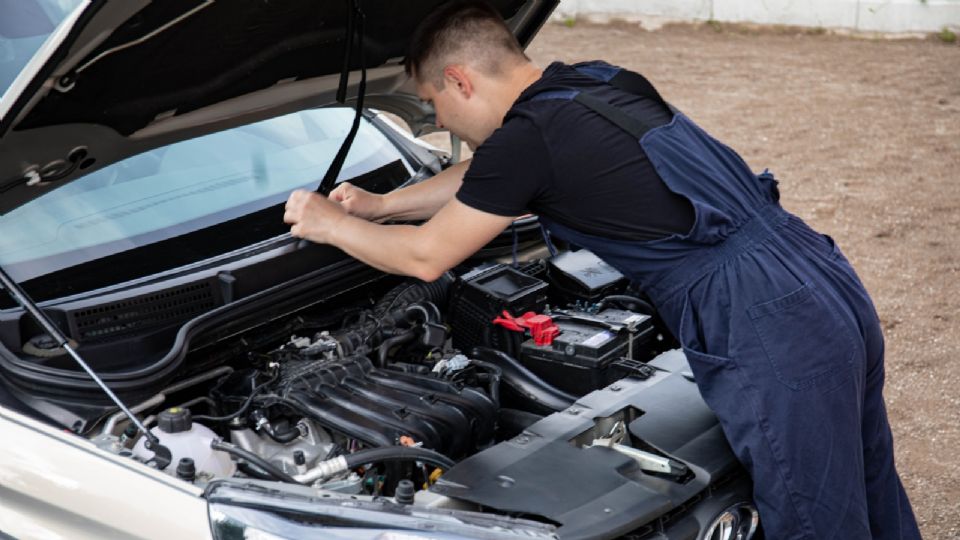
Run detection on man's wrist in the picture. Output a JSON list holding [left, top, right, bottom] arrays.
[[377, 191, 397, 221], [323, 211, 355, 246]]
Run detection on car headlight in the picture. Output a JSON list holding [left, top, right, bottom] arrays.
[[702, 502, 759, 540]]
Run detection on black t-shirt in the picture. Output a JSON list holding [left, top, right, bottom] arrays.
[[456, 61, 694, 241]]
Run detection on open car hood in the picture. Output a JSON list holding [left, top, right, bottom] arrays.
[[0, 0, 557, 215]]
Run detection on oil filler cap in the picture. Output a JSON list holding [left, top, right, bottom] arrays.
[[157, 407, 193, 434]]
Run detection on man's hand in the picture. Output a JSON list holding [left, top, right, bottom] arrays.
[[284, 189, 348, 244], [282, 161, 512, 282], [329, 182, 385, 221]]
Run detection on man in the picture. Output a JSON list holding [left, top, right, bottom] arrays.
[[283, 2, 920, 538]]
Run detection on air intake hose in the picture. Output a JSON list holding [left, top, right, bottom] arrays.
[[470, 347, 576, 414]]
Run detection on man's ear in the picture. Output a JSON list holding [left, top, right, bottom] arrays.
[[442, 65, 473, 99]]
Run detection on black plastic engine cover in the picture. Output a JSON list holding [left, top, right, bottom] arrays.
[[280, 355, 496, 458], [431, 349, 742, 539]]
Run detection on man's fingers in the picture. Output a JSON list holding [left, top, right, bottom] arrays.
[[286, 189, 310, 208], [329, 183, 351, 202], [283, 191, 310, 224], [283, 188, 348, 244], [327, 182, 379, 220], [330, 185, 358, 211]]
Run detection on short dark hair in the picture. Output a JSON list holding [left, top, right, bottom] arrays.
[[405, 1, 528, 86]]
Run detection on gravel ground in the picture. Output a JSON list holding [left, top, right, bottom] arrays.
[[516, 21, 958, 539]]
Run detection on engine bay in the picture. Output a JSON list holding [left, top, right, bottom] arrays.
[[62, 248, 748, 534], [80, 251, 669, 496]]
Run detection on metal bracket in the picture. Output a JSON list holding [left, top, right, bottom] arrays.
[[590, 421, 688, 478]]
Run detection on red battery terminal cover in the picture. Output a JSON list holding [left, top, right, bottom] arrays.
[[491, 310, 560, 346]]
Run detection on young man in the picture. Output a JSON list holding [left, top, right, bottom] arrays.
[[283, 2, 920, 538]]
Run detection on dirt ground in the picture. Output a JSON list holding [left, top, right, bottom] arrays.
[[518, 21, 959, 539]]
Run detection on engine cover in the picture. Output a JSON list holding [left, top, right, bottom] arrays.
[[431, 349, 744, 538], [278, 355, 496, 458]]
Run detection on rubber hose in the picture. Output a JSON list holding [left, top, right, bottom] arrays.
[[403, 301, 442, 325], [377, 330, 417, 368], [499, 326, 518, 359], [410, 273, 454, 310], [343, 446, 456, 471], [374, 273, 453, 319], [237, 461, 275, 481], [210, 439, 302, 484], [469, 359, 502, 408], [470, 347, 576, 413]]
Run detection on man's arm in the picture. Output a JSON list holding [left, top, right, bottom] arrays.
[[284, 189, 514, 282], [331, 159, 471, 222]]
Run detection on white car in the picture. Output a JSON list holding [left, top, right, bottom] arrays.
[[0, 2, 757, 539]]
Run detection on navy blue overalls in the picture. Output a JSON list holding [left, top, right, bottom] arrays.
[[528, 62, 921, 539]]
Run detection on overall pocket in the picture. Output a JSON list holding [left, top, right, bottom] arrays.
[[677, 292, 734, 366], [747, 283, 855, 392], [675, 295, 745, 421]]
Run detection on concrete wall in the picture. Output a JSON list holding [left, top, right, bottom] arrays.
[[554, 0, 960, 33]]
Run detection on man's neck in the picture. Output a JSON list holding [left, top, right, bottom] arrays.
[[495, 62, 543, 116]]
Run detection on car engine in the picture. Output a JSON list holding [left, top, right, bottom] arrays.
[[94, 250, 674, 500]]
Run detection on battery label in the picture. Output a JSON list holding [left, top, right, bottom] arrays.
[[581, 330, 615, 348]]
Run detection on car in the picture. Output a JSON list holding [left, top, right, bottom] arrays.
[[0, 2, 758, 539]]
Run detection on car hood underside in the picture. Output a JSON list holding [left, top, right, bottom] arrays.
[[0, 0, 556, 214]]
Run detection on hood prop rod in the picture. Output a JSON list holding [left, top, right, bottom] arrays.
[[0, 266, 172, 470], [315, 0, 367, 196]]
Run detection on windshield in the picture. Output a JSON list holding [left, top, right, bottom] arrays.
[[0, 0, 84, 102], [0, 108, 409, 283]]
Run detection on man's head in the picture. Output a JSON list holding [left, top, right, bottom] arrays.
[[406, 1, 539, 149]]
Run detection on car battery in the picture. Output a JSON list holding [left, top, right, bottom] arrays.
[[448, 264, 549, 353], [519, 308, 655, 396]]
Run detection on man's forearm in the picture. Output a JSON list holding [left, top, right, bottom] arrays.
[[378, 159, 470, 221], [287, 188, 515, 283], [328, 216, 445, 281]]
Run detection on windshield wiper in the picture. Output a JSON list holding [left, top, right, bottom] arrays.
[[0, 264, 172, 470]]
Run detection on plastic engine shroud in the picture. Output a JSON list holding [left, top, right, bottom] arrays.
[[278, 355, 497, 459]]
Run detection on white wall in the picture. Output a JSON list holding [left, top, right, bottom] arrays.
[[555, 0, 960, 33]]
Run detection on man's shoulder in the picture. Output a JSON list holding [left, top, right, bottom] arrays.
[[504, 59, 635, 128], [474, 111, 545, 163], [504, 97, 568, 128], [485, 99, 590, 165]]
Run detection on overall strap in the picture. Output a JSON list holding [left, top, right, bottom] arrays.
[[572, 93, 653, 140], [529, 63, 671, 140], [575, 63, 669, 110]]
